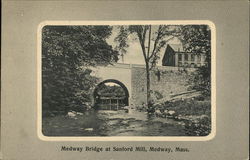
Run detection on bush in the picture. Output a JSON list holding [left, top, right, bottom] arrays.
[[184, 115, 211, 136], [162, 98, 211, 116], [161, 97, 211, 136]]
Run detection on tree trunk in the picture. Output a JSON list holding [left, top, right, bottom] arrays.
[[145, 61, 151, 107]]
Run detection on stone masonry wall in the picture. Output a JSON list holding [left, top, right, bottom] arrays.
[[131, 66, 194, 106]]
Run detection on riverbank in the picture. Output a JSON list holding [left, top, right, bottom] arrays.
[[151, 95, 211, 136]]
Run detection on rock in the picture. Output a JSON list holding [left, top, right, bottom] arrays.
[[86, 105, 92, 110], [168, 110, 176, 115], [76, 112, 83, 115], [123, 106, 130, 113], [176, 116, 182, 120], [83, 102, 92, 110], [155, 109, 162, 117], [123, 106, 130, 109], [162, 109, 169, 118], [178, 122, 185, 125], [85, 128, 94, 131], [67, 111, 76, 117], [163, 109, 169, 114]]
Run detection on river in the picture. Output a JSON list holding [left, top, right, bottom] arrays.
[[42, 109, 188, 136]]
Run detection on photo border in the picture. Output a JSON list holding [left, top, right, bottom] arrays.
[[37, 20, 216, 141]]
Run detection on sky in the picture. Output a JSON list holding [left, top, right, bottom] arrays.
[[105, 82, 119, 86], [106, 26, 182, 66]]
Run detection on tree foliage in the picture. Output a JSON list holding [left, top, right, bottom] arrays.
[[115, 25, 178, 107], [180, 25, 211, 66], [179, 25, 211, 95], [115, 24, 211, 105], [115, 25, 179, 69], [97, 84, 126, 97], [42, 26, 118, 115]]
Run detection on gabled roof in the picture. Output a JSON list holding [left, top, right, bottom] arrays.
[[167, 44, 184, 52]]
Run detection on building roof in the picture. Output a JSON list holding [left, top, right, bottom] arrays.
[[168, 44, 184, 52]]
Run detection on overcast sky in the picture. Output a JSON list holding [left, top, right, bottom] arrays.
[[106, 26, 182, 66]]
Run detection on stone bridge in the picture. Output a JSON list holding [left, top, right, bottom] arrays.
[[91, 63, 195, 107]]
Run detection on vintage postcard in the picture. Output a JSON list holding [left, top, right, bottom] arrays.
[[2, 1, 248, 160], [37, 21, 216, 141]]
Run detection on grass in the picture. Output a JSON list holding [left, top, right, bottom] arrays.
[[155, 96, 211, 136], [167, 100, 210, 116]]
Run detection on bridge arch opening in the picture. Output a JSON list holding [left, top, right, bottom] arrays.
[[93, 79, 129, 110]]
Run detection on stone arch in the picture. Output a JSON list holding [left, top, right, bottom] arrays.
[[93, 79, 129, 109]]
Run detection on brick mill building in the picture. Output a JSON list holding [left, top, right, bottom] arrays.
[[162, 44, 206, 68]]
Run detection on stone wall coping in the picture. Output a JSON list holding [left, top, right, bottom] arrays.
[[104, 63, 196, 72]]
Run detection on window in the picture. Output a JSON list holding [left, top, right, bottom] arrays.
[[156, 70, 161, 81], [191, 54, 195, 61], [185, 54, 188, 61], [178, 54, 182, 61], [197, 55, 201, 62]]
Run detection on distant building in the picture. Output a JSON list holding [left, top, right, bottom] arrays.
[[162, 44, 206, 68]]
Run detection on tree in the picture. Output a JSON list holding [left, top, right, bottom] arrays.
[[42, 26, 118, 115], [97, 84, 125, 97], [179, 25, 211, 95], [115, 25, 178, 108]]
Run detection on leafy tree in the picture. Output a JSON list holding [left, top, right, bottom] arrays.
[[42, 26, 118, 115], [115, 25, 178, 108], [179, 25, 211, 95], [97, 84, 125, 97]]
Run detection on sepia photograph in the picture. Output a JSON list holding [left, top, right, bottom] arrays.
[[2, 1, 249, 159], [39, 21, 215, 139]]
